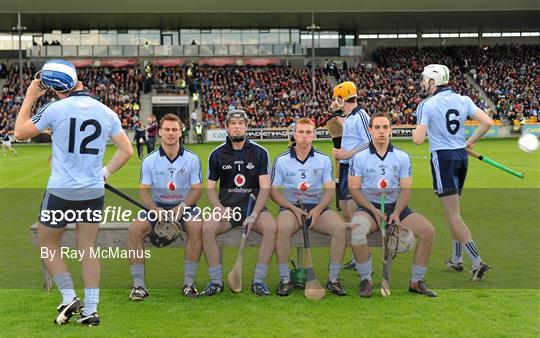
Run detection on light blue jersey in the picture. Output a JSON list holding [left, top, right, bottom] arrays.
[[140, 147, 202, 205], [32, 91, 123, 200], [349, 142, 412, 204], [271, 147, 334, 205], [340, 106, 372, 163], [417, 87, 479, 152]]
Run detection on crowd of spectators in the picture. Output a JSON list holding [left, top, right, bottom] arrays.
[[1, 44, 538, 133], [1, 63, 142, 132], [456, 44, 539, 122], [198, 66, 333, 129]]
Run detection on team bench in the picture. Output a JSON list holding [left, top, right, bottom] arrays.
[[30, 222, 381, 291]]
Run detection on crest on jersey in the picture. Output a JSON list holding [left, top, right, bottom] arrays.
[[168, 181, 176, 191], [299, 182, 309, 192], [246, 162, 255, 170], [234, 174, 246, 187]]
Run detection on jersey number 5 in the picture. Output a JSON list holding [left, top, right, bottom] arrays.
[[68, 118, 102, 155], [445, 109, 460, 135]]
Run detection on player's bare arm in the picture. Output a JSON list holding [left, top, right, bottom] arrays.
[[14, 79, 47, 141], [467, 109, 494, 148], [349, 174, 384, 224], [412, 124, 427, 145]]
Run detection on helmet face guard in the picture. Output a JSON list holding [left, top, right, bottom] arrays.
[[225, 109, 248, 143]]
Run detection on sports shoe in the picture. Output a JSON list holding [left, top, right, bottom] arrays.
[[343, 260, 356, 270], [326, 279, 347, 296], [445, 259, 464, 272], [200, 282, 223, 296], [182, 284, 199, 298], [408, 280, 437, 297], [470, 262, 490, 281], [277, 279, 293, 297], [76, 312, 100, 326], [129, 286, 149, 301], [54, 297, 83, 325], [251, 281, 270, 296], [358, 279, 373, 298]]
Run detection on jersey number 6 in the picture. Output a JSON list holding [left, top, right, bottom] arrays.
[[445, 109, 460, 135], [68, 118, 102, 155]]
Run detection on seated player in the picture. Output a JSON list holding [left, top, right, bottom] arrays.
[[128, 114, 203, 300], [201, 110, 277, 296], [349, 112, 437, 298], [271, 118, 347, 296]]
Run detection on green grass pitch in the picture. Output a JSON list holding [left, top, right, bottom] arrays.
[[0, 138, 539, 337]]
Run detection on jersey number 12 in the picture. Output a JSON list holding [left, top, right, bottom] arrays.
[[68, 118, 102, 155]]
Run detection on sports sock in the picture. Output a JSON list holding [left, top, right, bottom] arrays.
[[82, 288, 99, 316], [278, 263, 290, 283], [463, 240, 482, 270], [53, 272, 76, 305], [253, 263, 269, 284], [184, 260, 198, 286], [130, 264, 145, 288], [208, 265, 223, 286], [451, 239, 462, 264], [355, 259, 372, 282], [328, 261, 341, 282], [410, 265, 427, 283]]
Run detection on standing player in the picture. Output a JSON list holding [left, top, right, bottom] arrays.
[[412, 64, 493, 281], [201, 110, 277, 296], [330, 81, 372, 269], [1, 128, 18, 156], [349, 112, 436, 297], [14, 60, 133, 326], [271, 118, 347, 296], [127, 113, 203, 300]]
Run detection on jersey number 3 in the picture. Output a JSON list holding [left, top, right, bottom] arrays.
[[445, 109, 460, 135], [68, 118, 102, 155]]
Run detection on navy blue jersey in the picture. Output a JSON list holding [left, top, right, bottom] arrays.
[[208, 137, 270, 208]]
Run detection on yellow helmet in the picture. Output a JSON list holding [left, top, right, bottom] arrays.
[[332, 81, 357, 101]]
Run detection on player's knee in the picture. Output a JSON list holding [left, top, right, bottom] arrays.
[[277, 221, 295, 238], [129, 221, 150, 240], [262, 220, 277, 238], [201, 222, 217, 239], [350, 214, 371, 246], [186, 221, 203, 241], [330, 221, 347, 240], [418, 223, 436, 240]]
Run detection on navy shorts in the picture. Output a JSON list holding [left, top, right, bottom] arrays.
[[430, 148, 468, 197], [338, 163, 351, 200], [356, 202, 415, 224], [279, 203, 331, 228], [39, 192, 104, 228]]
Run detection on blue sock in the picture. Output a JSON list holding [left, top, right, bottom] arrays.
[[53, 272, 76, 305], [355, 259, 372, 282], [130, 264, 145, 288], [328, 261, 341, 282], [278, 263, 290, 283], [410, 265, 427, 283], [208, 265, 223, 286], [451, 240, 462, 264], [83, 288, 99, 316], [253, 263, 269, 284], [184, 261, 198, 286]]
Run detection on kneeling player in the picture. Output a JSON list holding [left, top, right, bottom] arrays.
[[272, 118, 347, 296], [349, 112, 436, 297], [128, 114, 203, 300], [201, 110, 277, 296]]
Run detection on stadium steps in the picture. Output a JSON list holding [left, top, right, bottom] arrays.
[[139, 91, 152, 122], [465, 73, 497, 113]]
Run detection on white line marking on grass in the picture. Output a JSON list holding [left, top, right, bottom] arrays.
[[0, 167, 50, 188]]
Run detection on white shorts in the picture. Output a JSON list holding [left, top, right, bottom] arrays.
[[2, 140, 11, 147]]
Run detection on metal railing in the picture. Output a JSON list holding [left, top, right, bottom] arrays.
[[27, 44, 306, 57]]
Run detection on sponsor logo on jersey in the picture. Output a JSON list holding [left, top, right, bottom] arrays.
[[168, 181, 176, 191], [246, 162, 255, 170], [299, 182, 309, 191], [234, 161, 244, 165], [222, 164, 233, 170], [234, 174, 246, 187], [378, 178, 388, 189]]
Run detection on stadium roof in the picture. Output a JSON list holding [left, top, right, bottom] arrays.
[[1, 0, 539, 32]]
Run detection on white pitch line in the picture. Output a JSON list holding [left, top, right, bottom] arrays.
[[0, 167, 50, 188]]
